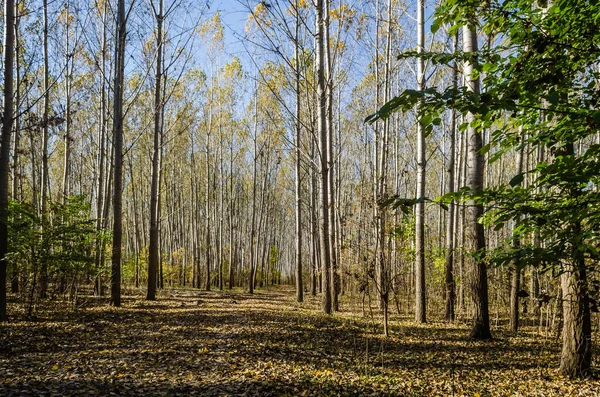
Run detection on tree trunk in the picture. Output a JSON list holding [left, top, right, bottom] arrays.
[[324, 0, 338, 312], [10, 6, 20, 294], [94, 0, 108, 296], [463, 23, 491, 339], [111, 0, 127, 307], [62, 0, 72, 201], [294, 0, 303, 303], [0, 0, 15, 321], [509, 129, 525, 333], [249, 84, 258, 294], [560, 260, 592, 378], [147, 0, 163, 301], [414, 0, 426, 324], [316, 0, 331, 314], [39, 0, 50, 300], [444, 32, 459, 322]]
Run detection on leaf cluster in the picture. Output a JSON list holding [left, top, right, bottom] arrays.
[[368, 0, 600, 278], [7, 195, 105, 279]]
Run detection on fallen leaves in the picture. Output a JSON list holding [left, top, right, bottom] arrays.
[[0, 287, 598, 396]]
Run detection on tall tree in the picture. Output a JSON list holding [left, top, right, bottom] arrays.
[[509, 128, 525, 333], [0, 0, 16, 322], [294, 0, 303, 303], [61, 0, 73, 200], [147, 0, 163, 301], [414, 0, 426, 324], [94, 0, 109, 296], [111, 0, 129, 307], [463, 18, 491, 340], [325, 0, 338, 312], [316, 0, 332, 314], [39, 0, 50, 299], [444, 32, 459, 322], [10, 0, 21, 295]]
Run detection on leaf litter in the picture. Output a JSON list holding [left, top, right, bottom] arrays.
[[0, 286, 598, 396]]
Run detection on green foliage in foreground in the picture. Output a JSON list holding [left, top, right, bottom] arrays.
[[370, 0, 600, 280], [368, 0, 600, 376], [7, 195, 105, 296]]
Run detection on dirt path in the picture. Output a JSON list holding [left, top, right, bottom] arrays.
[[0, 287, 598, 396]]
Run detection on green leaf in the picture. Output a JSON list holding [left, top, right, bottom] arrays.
[[509, 173, 524, 187]]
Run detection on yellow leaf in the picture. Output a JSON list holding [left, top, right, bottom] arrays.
[[51, 364, 59, 370]]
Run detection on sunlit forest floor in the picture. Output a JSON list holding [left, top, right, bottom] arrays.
[[1, 286, 598, 396]]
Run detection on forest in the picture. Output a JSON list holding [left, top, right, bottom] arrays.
[[1, 0, 600, 395]]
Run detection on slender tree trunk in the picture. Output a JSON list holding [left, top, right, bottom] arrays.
[[205, 86, 213, 291], [39, 0, 50, 300], [0, 0, 15, 321], [10, 6, 21, 294], [316, 0, 331, 314], [147, 0, 163, 301], [414, 0, 426, 323], [129, 161, 141, 288], [324, 0, 338, 312], [218, 123, 224, 291], [94, 0, 108, 296], [310, 134, 317, 297], [111, 0, 127, 307], [294, 0, 303, 303], [463, 23, 491, 339], [228, 142, 235, 289], [444, 33, 459, 322], [158, 71, 166, 290], [62, 0, 72, 201], [249, 86, 258, 294], [509, 129, 525, 333]]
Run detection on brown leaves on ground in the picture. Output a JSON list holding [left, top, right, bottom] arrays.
[[0, 286, 598, 396]]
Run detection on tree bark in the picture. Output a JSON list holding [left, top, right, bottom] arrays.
[[509, 129, 525, 333], [0, 0, 15, 321], [94, 0, 108, 296], [62, 0, 72, 201], [316, 0, 332, 314], [10, 5, 20, 294], [39, 0, 50, 300], [463, 23, 491, 339], [147, 0, 163, 301], [294, 0, 303, 303], [111, 0, 127, 307], [560, 260, 592, 378], [414, 0, 426, 324], [444, 32, 459, 322]]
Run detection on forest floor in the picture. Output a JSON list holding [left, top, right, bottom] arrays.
[[0, 286, 598, 396]]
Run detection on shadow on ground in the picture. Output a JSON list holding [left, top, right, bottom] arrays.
[[0, 287, 596, 396]]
